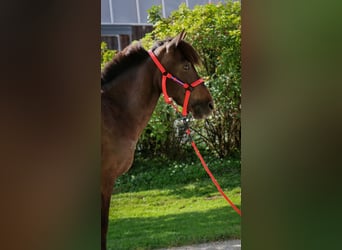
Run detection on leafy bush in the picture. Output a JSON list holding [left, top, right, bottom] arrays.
[[139, 1, 241, 158], [101, 41, 116, 69]]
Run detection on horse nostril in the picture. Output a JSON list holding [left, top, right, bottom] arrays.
[[208, 101, 214, 110]]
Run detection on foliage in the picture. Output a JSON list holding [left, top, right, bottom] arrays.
[[139, 1, 241, 158], [147, 5, 163, 24], [101, 41, 116, 69]]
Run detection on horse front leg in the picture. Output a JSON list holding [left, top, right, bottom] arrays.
[[101, 177, 115, 250]]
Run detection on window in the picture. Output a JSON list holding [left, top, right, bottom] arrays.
[[188, 0, 208, 9], [112, 0, 138, 23], [101, 0, 112, 23], [139, 0, 162, 23], [164, 0, 186, 17]]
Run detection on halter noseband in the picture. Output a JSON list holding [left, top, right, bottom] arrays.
[[148, 50, 204, 117]]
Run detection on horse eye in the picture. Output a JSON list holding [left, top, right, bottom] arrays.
[[183, 63, 190, 71]]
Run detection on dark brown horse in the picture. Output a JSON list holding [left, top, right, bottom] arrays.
[[101, 31, 213, 250]]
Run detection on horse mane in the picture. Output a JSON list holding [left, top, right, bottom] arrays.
[[101, 42, 148, 86], [101, 38, 201, 87]]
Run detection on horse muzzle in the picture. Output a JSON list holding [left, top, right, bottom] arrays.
[[190, 100, 214, 119]]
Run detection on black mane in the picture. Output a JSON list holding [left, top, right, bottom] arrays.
[[101, 42, 148, 86], [101, 38, 201, 87]]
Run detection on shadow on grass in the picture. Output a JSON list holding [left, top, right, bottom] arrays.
[[115, 178, 241, 202], [166, 180, 241, 199], [107, 206, 241, 250]]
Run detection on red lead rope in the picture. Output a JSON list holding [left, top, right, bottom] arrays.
[[186, 130, 242, 216]]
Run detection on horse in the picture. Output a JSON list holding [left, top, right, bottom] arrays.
[[101, 31, 214, 250]]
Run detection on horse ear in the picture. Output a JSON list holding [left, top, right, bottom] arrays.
[[175, 30, 187, 46], [166, 30, 187, 52]]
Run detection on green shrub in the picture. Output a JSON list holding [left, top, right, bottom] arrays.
[[101, 41, 116, 69]]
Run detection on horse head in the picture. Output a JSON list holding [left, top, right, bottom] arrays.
[[151, 31, 214, 119]]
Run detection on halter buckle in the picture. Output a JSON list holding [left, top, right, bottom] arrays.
[[183, 84, 194, 91]]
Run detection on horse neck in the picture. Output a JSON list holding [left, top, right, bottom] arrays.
[[103, 59, 162, 141]]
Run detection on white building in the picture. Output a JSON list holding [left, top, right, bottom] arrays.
[[101, 0, 223, 50]]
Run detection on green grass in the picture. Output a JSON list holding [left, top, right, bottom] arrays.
[[108, 157, 241, 250]]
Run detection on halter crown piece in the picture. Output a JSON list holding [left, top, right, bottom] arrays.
[[148, 50, 204, 117]]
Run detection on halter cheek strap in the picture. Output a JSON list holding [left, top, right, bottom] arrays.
[[148, 50, 204, 116]]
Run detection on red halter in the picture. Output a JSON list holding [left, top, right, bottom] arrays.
[[148, 50, 204, 116]]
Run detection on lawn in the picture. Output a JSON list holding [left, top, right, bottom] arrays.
[[107, 157, 241, 250]]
